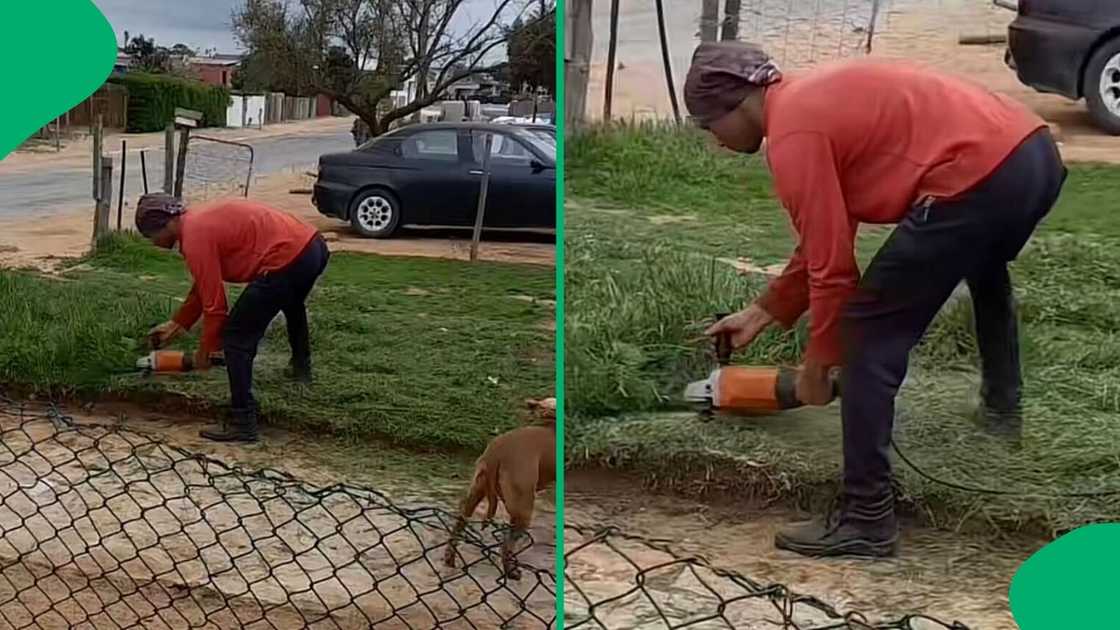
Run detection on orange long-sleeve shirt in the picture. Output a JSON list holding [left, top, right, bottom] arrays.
[[753, 59, 1046, 368], [171, 198, 318, 354]]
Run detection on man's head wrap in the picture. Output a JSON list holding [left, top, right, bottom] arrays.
[[135, 193, 185, 237], [684, 41, 782, 128]]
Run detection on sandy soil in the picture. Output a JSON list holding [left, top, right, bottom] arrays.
[[585, 0, 1120, 164], [0, 169, 555, 271], [0, 401, 556, 629], [564, 472, 1027, 630]]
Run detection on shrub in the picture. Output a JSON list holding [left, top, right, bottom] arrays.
[[110, 73, 230, 132]]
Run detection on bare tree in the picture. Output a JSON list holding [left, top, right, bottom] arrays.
[[234, 0, 529, 135]]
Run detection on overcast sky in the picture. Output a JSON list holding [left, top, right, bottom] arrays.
[[92, 0, 524, 55]]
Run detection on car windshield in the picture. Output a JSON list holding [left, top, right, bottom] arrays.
[[518, 131, 555, 161], [356, 126, 408, 151], [528, 128, 556, 147]]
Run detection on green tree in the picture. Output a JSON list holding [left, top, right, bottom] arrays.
[[506, 1, 555, 95], [232, 0, 532, 135]]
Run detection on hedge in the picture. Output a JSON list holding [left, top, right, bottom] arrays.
[[109, 73, 230, 133]]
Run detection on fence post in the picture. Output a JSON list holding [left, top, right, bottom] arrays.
[[174, 127, 190, 198], [92, 115, 103, 201], [54, 117, 61, 152], [721, 0, 741, 41], [565, 0, 593, 132], [92, 157, 113, 246], [164, 124, 175, 193], [655, 0, 682, 123], [140, 149, 149, 194], [469, 132, 493, 262], [603, 0, 621, 121], [700, 0, 720, 42], [117, 140, 127, 230]]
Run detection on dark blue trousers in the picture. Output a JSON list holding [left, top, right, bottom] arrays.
[[223, 236, 330, 411], [840, 129, 1067, 510]]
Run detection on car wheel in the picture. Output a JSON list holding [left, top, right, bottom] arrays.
[[349, 189, 401, 238], [1084, 38, 1120, 136]]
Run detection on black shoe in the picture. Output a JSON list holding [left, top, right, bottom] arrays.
[[775, 497, 898, 559], [200, 407, 259, 443], [973, 405, 1023, 442], [283, 359, 312, 384]]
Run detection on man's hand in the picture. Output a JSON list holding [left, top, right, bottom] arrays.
[[148, 321, 185, 349], [705, 304, 776, 350], [193, 348, 213, 372], [796, 363, 838, 406]]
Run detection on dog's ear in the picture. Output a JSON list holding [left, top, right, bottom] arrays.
[[524, 397, 557, 422]]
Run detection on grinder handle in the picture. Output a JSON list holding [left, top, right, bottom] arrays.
[[712, 312, 733, 366]]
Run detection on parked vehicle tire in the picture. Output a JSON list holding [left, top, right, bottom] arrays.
[[349, 189, 401, 238], [1084, 37, 1120, 136]]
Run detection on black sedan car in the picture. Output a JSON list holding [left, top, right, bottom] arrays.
[[314, 122, 556, 238], [1004, 0, 1120, 134]]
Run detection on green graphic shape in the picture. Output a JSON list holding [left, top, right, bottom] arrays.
[[0, 2, 117, 158], [1009, 523, 1120, 629]]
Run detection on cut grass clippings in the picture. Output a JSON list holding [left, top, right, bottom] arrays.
[[0, 232, 554, 452], [566, 122, 1120, 536]]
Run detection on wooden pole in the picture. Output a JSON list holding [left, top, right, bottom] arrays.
[[564, 0, 594, 132], [469, 132, 494, 262], [54, 117, 61, 152], [655, 0, 682, 123], [140, 149, 149, 194], [173, 127, 190, 198], [93, 157, 113, 246], [92, 115, 103, 201], [866, 0, 881, 54], [117, 140, 127, 230], [163, 124, 175, 193], [721, 0, 741, 41], [603, 0, 621, 120], [700, 0, 720, 42]]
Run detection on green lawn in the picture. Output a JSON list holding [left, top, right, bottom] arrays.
[[0, 234, 555, 452], [565, 123, 1120, 535]]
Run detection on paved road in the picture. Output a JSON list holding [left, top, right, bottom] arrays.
[[0, 129, 353, 218]]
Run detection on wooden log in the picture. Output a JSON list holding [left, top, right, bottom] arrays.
[[959, 33, 1008, 45]]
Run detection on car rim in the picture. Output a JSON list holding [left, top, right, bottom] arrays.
[[356, 196, 393, 232], [1101, 52, 1120, 118]]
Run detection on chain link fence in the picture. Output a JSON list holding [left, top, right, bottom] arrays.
[[588, 0, 904, 120], [0, 398, 554, 629], [564, 526, 970, 629]]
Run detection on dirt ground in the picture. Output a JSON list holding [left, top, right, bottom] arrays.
[[586, 0, 1120, 165], [0, 169, 555, 270], [0, 401, 556, 629], [564, 472, 1025, 630]]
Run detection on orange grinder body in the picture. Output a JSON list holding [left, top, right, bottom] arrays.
[[135, 350, 225, 374], [682, 312, 839, 414]]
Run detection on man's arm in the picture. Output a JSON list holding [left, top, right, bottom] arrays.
[[182, 237, 229, 356], [755, 244, 809, 328], [172, 285, 202, 331], [766, 132, 860, 368]]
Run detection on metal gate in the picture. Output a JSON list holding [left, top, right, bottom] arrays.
[[181, 135, 255, 201]]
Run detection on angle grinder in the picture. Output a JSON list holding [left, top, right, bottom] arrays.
[[683, 312, 841, 416], [134, 350, 225, 375]]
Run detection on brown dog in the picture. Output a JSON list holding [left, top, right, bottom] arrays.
[[443, 399, 556, 580]]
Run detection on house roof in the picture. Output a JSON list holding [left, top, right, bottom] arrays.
[[188, 55, 243, 67]]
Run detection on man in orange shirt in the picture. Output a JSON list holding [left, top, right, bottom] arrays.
[[136, 193, 330, 443], [685, 42, 1066, 558]]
